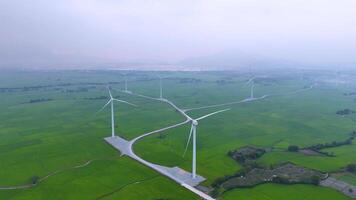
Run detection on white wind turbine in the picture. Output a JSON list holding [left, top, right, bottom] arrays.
[[245, 76, 256, 99], [158, 75, 163, 99], [97, 87, 137, 138], [183, 108, 230, 179], [124, 74, 130, 93]]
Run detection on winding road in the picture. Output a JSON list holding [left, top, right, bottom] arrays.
[[113, 84, 314, 199], [105, 93, 211, 199], [106, 90, 270, 200]]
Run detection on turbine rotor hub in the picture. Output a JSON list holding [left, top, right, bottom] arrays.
[[192, 120, 198, 126]]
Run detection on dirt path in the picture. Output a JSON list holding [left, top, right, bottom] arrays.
[[95, 175, 159, 200], [0, 158, 116, 190]]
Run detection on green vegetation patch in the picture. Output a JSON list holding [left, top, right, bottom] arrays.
[[223, 184, 351, 200], [211, 163, 324, 198], [1, 70, 356, 199], [338, 174, 356, 185], [222, 163, 323, 190], [228, 146, 266, 164], [0, 139, 42, 153]]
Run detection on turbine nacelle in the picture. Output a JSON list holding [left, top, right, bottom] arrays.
[[192, 119, 198, 126]]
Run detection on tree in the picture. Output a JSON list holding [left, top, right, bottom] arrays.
[[30, 176, 40, 185], [288, 145, 299, 152]]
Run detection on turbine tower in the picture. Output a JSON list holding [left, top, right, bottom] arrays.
[[250, 82, 254, 99], [159, 75, 163, 99], [246, 76, 255, 99], [183, 109, 230, 178], [124, 74, 128, 93], [97, 87, 137, 137]]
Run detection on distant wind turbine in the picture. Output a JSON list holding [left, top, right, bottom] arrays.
[[125, 76, 128, 92], [245, 76, 256, 99], [97, 87, 137, 138], [183, 109, 230, 178], [123, 74, 131, 93], [158, 75, 163, 99]]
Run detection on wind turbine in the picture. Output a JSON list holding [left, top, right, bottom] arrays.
[[183, 108, 230, 179], [158, 75, 163, 99], [97, 87, 137, 138], [124, 74, 129, 93], [245, 76, 255, 99]]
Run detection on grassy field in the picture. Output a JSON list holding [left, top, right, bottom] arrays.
[[134, 82, 356, 180], [1, 70, 356, 199], [0, 157, 197, 200], [223, 184, 350, 200], [337, 173, 356, 185], [0, 71, 197, 199]]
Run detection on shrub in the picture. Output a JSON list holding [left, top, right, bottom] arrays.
[[30, 176, 40, 185]]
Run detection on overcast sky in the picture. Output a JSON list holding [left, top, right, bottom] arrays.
[[0, 0, 355, 69]]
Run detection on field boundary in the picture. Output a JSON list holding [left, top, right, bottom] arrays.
[[0, 157, 118, 190]]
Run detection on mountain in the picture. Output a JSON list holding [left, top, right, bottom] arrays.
[[179, 50, 303, 70]]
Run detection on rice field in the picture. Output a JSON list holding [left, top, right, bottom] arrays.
[[1, 70, 355, 199]]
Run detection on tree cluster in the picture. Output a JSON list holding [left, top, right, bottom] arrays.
[[27, 98, 53, 104], [227, 146, 266, 164], [84, 96, 108, 100], [306, 137, 353, 152], [336, 109, 355, 115], [287, 145, 299, 152]]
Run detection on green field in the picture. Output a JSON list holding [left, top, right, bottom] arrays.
[[223, 184, 350, 200], [337, 173, 356, 185], [1, 70, 356, 199]]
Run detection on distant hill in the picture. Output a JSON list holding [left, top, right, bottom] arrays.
[[178, 50, 303, 70]]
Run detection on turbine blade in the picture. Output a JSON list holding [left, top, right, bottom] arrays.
[[112, 99, 137, 107], [108, 88, 113, 99], [96, 99, 112, 114], [195, 108, 230, 121], [245, 79, 252, 85], [245, 76, 255, 85], [183, 123, 194, 157]]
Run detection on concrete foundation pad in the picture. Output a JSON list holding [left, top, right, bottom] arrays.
[[104, 136, 206, 187], [152, 165, 206, 186], [104, 136, 131, 155]]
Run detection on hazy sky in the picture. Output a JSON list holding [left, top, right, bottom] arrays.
[[1, 0, 356, 68]]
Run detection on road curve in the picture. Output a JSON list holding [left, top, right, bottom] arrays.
[[118, 85, 313, 199], [115, 91, 215, 199]]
